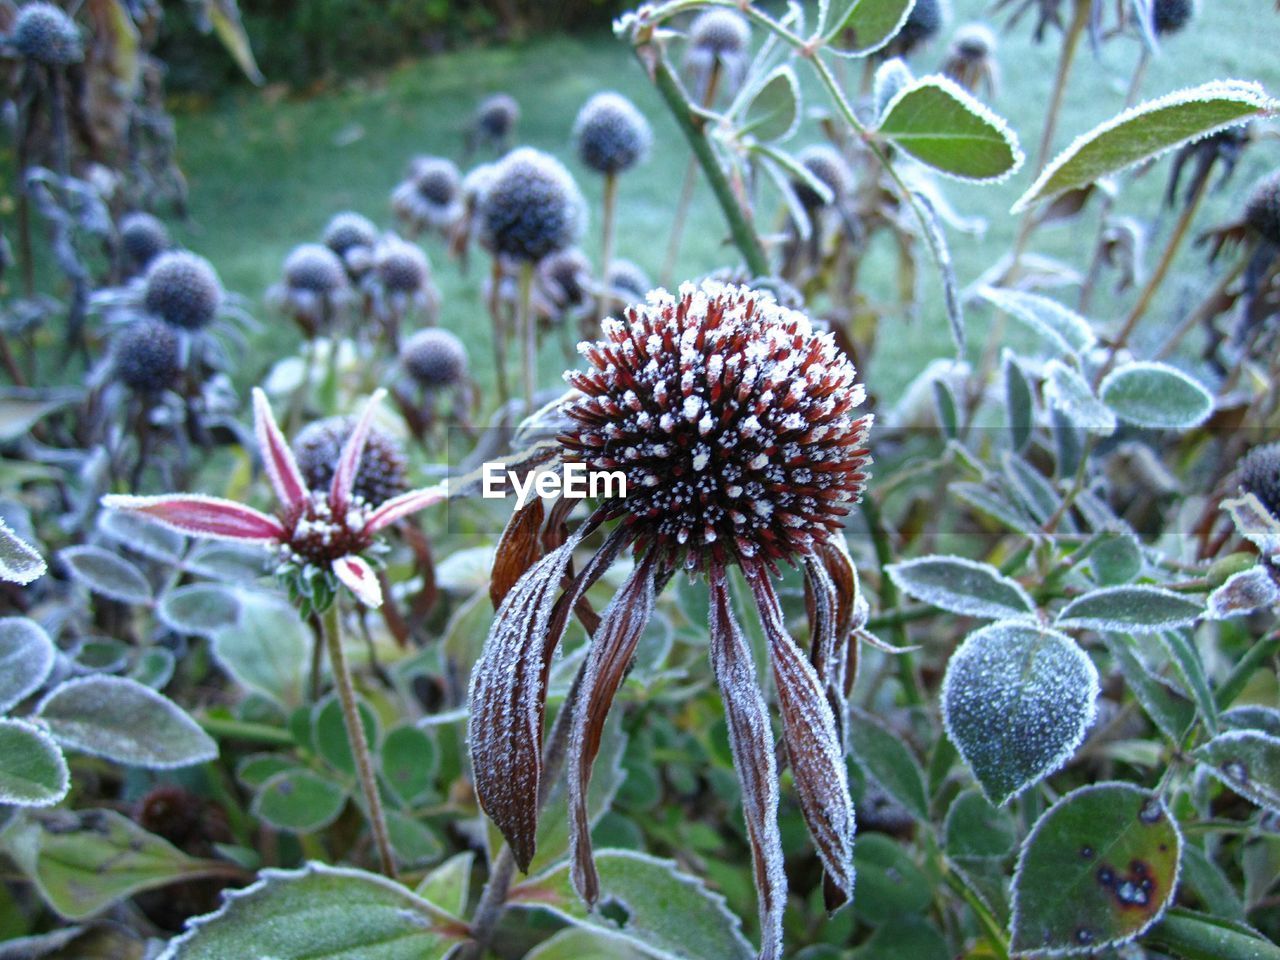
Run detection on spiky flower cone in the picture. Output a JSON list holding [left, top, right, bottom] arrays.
[[294, 416, 407, 508], [143, 251, 223, 331], [12, 2, 82, 65], [1240, 443, 1280, 519]]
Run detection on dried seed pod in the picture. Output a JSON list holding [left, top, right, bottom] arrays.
[[143, 251, 223, 331], [1245, 170, 1280, 245], [1153, 0, 1195, 35], [323, 211, 378, 259], [114, 318, 181, 394], [12, 2, 82, 65], [573, 92, 652, 176], [401, 328, 468, 389], [1240, 443, 1280, 519], [793, 144, 852, 210], [293, 416, 408, 508], [119, 212, 170, 269], [283, 243, 347, 295], [479, 147, 585, 262]]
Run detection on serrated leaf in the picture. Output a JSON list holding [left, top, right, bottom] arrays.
[[944, 789, 1017, 861], [1046, 361, 1117, 436], [58, 546, 152, 605], [509, 849, 754, 960], [878, 76, 1023, 182], [1099, 362, 1213, 429], [942, 621, 1098, 806], [887, 555, 1036, 621], [976, 286, 1097, 356], [0, 516, 46, 584], [847, 707, 929, 820], [158, 584, 242, 637], [1056, 586, 1202, 633], [1195, 731, 1280, 814], [36, 675, 217, 769], [97, 510, 185, 562], [1010, 784, 1182, 955], [1012, 80, 1276, 213], [740, 65, 800, 143], [0, 617, 55, 713], [252, 769, 347, 832], [210, 591, 309, 708], [0, 719, 68, 807], [157, 862, 466, 959], [825, 0, 915, 55]]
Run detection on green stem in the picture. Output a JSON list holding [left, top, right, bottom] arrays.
[[198, 716, 294, 747], [518, 260, 536, 415], [322, 602, 396, 879], [862, 493, 923, 706]]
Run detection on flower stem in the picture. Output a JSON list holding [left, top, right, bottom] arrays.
[[322, 602, 396, 879], [518, 259, 536, 415], [660, 59, 723, 287], [488, 257, 510, 407], [597, 170, 619, 327]]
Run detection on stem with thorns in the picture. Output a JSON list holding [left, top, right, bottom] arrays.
[[321, 602, 396, 879], [660, 58, 724, 286], [518, 260, 536, 414]]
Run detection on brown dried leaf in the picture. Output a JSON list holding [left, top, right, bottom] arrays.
[[490, 497, 545, 610]]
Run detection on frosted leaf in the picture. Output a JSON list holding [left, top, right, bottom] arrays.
[[942, 621, 1099, 806], [210, 591, 308, 708], [1222, 494, 1280, 559], [158, 583, 242, 637], [0, 617, 56, 713], [0, 718, 69, 807], [1055, 585, 1202, 633], [58, 545, 153, 605], [1222, 705, 1280, 738], [1004, 453, 1063, 526], [97, 508, 185, 562], [1207, 566, 1279, 619], [977, 286, 1097, 357], [887, 554, 1036, 621], [1099, 362, 1213, 430], [1194, 731, 1280, 815], [1045, 360, 1116, 436], [803, 551, 849, 743], [0, 516, 46, 585]]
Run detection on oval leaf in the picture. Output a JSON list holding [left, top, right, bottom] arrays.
[[97, 509, 185, 562], [0, 718, 69, 807], [944, 789, 1017, 862], [1056, 586, 1202, 633], [36, 675, 218, 769], [1194, 731, 1280, 815], [59, 546, 152, 605], [1010, 784, 1182, 955], [847, 706, 929, 820], [825, 0, 915, 56], [1013, 80, 1276, 212], [942, 621, 1099, 805], [1046, 361, 1117, 436], [210, 591, 309, 708], [877, 76, 1023, 182], [0, 616, 56, 713], [740, 65, 800, 143], [977, 286, 1097, 357], [0, 516, 46, 584], [252, 769, 348, 832], [1099, 361, 1213, 430], [159, 583, 242, 637], [887, 555, 1036, 621]]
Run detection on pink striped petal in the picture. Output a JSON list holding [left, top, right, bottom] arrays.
[[330, 388, 387, 514], [363, 484, 447, 534], [252, 387, 308, 513], [332, 554, 383, 607], [102, 494, 284, 543]]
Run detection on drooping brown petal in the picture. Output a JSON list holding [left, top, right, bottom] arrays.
[[803, 553, 847, 745], [747, 561, 856, 913], [101, 494, 284, 543], [568, 552, 658, 905], [708, 568, 785, 960], [330, 388, 387, 515], [490, 497, 545, 610], [251, 387, 307, 514]]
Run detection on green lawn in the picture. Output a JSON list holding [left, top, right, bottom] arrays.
[[170, 0, 1280, 400]]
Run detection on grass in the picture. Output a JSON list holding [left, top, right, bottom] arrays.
[[168, 0, 1280, 404]]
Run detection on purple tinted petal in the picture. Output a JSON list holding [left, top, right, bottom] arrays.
[[252, 387, 308, 513], [331, 388, 386, 514], [332, 555, 383, 608], [102, 494, 283, 544], [363, 485, 447, 534]]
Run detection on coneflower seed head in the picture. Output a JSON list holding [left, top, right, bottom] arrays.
[[376, 238, 431, 294], [284, 244, 347, 295], [476, 94, 520, 140], [479, 148, 584, 262], [143, 251, 222, 331], [573, 92, 652, 176], [689, 9, 750, 57], [119, 212, 169, 268], [12, 2, 81, 65], [794, 144, 852, 209], [114, 318, 181, 394], [293, 417, 407, 509], [401, 328, 468, 388], [409, 157, 462, 208], [1153, 0, 1194, 35], [323, 212, 378, 258], [1245, 171, 1280, 245], [1240, 443, 1280, 520]]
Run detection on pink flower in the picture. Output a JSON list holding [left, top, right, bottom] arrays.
[[102, 387, 445, 609]]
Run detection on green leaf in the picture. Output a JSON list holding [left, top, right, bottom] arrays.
[[251, 769, 348, 832], [1145, 907, 1280, 960], [977, 286, 1097, 356], [415, 851, 473, 917], [825, 0, 915, 55], [97, 509, 185, 563], [852, 833, 932, 921], [36, 676, 217, 769], [1055, 586, 1202, 633], [912, 189, 964, 353], [944, 789, 1017, 862], [877, 76, 1023, 182], [932, 379, 958, 438], [0, 719, 68, 808], [0, 390, 77, 443], [850, 917, 949, 960], [847, 707, 929, 820], [740, 65, 800, 143], [3, 809, 225, 921], [210, 591, 309, 708], [385, 812, 443, 869], [381, 725, 436, 805], [1012, 80, 1276, 212], [1099, 361, 1214, 430], [1010, 783, 1182, 955], [0, 516, 46, 585], [1045, 361, 1116, 436], [1194, 731, 1280, 815], [1004, 354, 1034, 454], [1157, 629, 1218, 735], [158, 584, 242, 638], [1102, 635, 1194, 742], [527, 928, 651, 960], [199, 0, 264, 85], [1088, 531, 1144, 585], [0, 617, 55, 713], [312, 693, 380, 777], [509, 849, 754, 960], [157, 862, 466, 959], [235, 752, 304, 789], [58, 546, 152, 605], [887, 554, 1036, 621], [942, 621, 1098, 806]]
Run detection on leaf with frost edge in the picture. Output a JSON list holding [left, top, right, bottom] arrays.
[[887, 554, 1036, 620], [1055, 585, 1202, 633], [1099, 361, 1214, 430], [876, 74, 1025, 184], [1045, 361, 1117, 436], [58, 545, 153, 605], [1012, 80, 1276, 213], [976, 286, 1097, 358], [738, 64, 802, 144], [1194, 730, 1280, 814], [824, 0, 918, 58], [0, 516, 46, 585], [1009, 783, 1183, 957], [0, 617, 55, 714], [941, 621, 1099, 806], [1207, 566, 1279, 620], [0, 718, 69, 808], [1222, 493, 1280, 559]]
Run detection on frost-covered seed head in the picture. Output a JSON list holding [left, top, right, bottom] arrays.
[[606, 259, 651, 303], [283, 244, 347, 295], [951, 22, 996, 58], [562, 281, 872, 570], [573, 92, 652, 176], [143, 251, 223, 331], [462, 163, 498, 207], [479, 148, 584, 262], [538, 247, 592, 310], [794, 144, 852, 210], [323, 212, 378, 258], [1239, 443, 1280, 519], [376, 238, 431, 294], [1153, 0, 1194, 35], [892, 0, 944, 54], [689, 9, 750, 57], [12, 2, 82, 65], [114, 318, 181, 394], [1244, 171, 1280, 245], [293, 417, 407, 508], [476, 94, 520, 140], [409, 157, 462, 208], [119, 212, 169, 268], [401, 328, 468, 389]]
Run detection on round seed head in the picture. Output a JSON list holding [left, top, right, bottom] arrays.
[[562, 281, 873, 571], [538, 247, 592, 311], [143, 251, 223, 331], [1153, 0, 1194, 35], [462, 162, 499, 207], [689, 9, 750, 58], [1240, 443, 1280, 520], [376, 237, 432, 294], [951, 22, 997, 58], [1245, 170, 1280, 245], [476, 94, 520, 140], [119, 212, 169, 268], [323, 211, 378, 258], [794, 144, 852, 209], [401, 328, 468, 389], [606, 259, 652, 303], [409, 156, 462, 208], [12, 2, 82, 65], [293, 416, 407, 508], [573, 92, 652, 176], [283, 243, 347, 295], [113, 318, 181, 394], [479, 147, 585, 262], [893, 0, 944, 54]]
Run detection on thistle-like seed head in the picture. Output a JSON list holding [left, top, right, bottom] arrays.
[[113, 318, 181, 394], [376, 237, 432, 294], [409, 156, 462, 208], [1245, 170, 1280, 245], [401, 328, 468, 389], [689, 9, 750, 57], [293, 416, 407, 509], [283, 243, 347, 295], [794, 144, 852, 210], [476, 93, 520, 140], [573, 92, 652, 176], [12, 2, 82, 65], [143, 251, 223, 331], [951, 22, 997, 58], [1240, 443, 1280, 520], [561, 281, 872, 571], [606, 259, 651, 304], [323, 212, 378, 258], [1153, 0, 1194, 35], [119, 212, 169, 269], [538, 247, 593, 311], [479, 147, 585, 262]]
